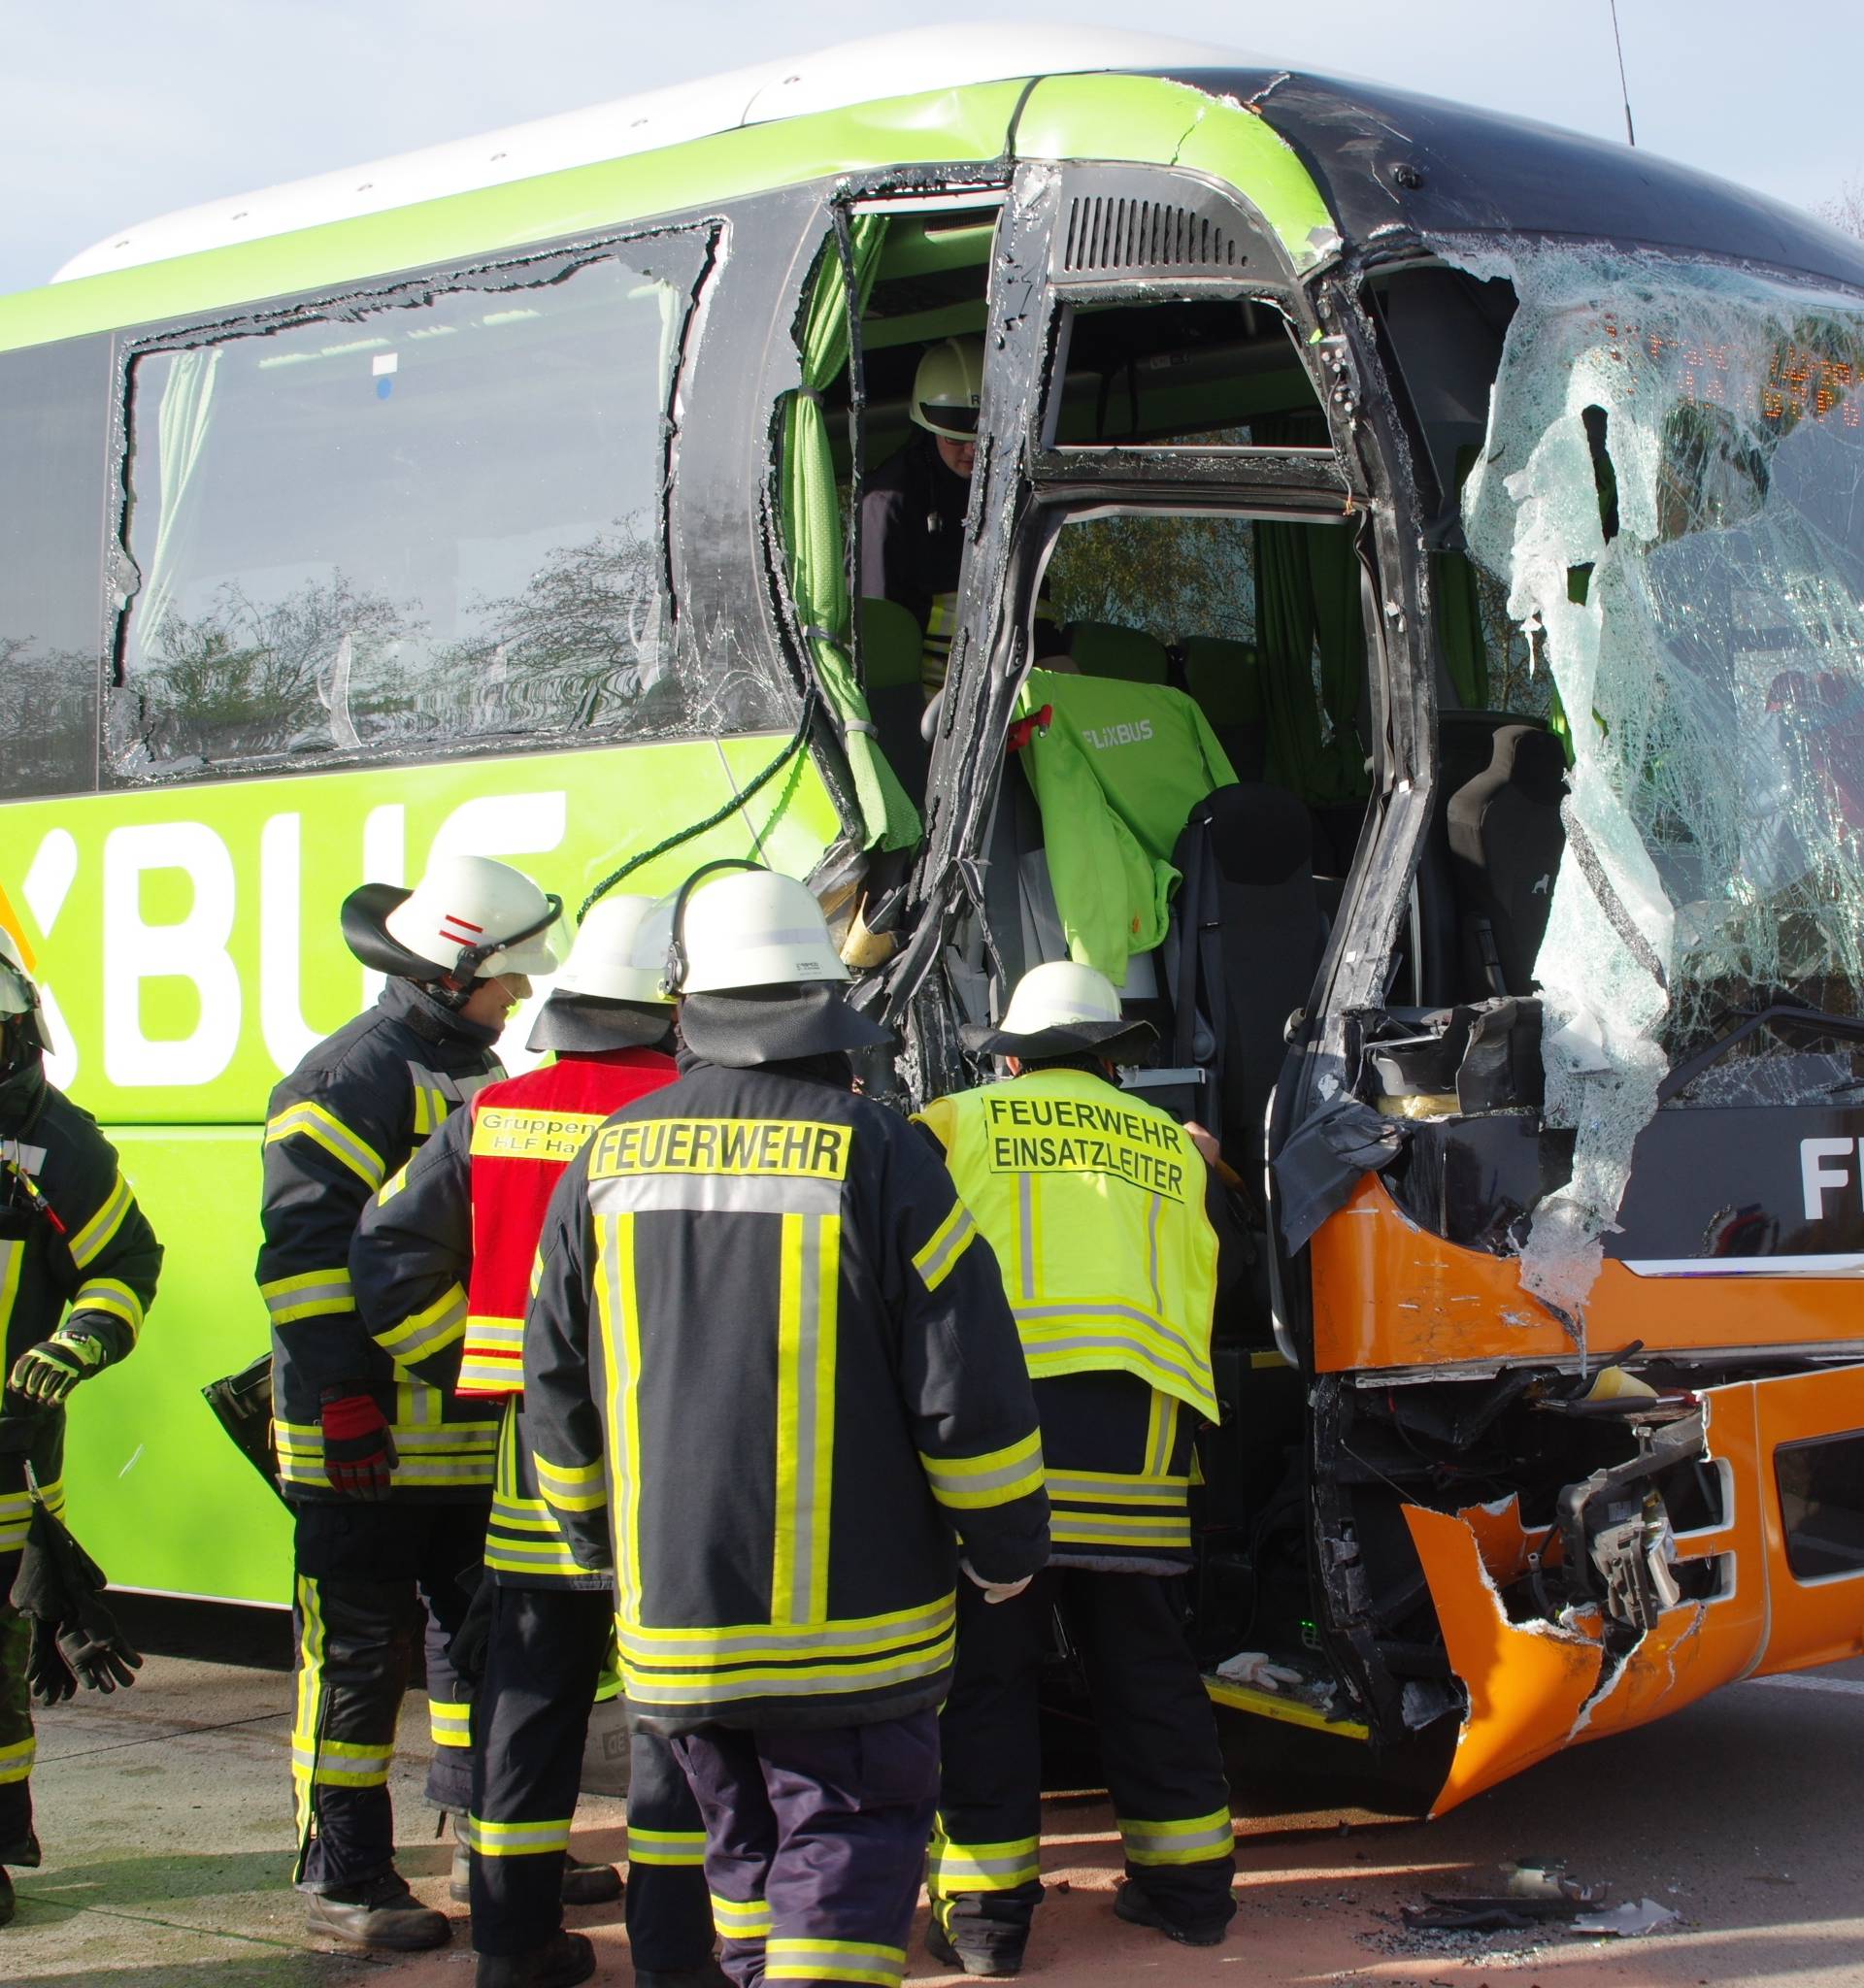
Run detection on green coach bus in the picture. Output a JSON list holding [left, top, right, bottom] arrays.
[[8, 26, 1864, 1812]]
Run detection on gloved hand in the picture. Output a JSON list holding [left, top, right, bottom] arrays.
[[57, 1618, 142, 1693], [8, 1331, 106, 1405], [26, 1615, 80, 1706], [960, 1558, 1033, 1607], [319, 1390, 397, 1499]]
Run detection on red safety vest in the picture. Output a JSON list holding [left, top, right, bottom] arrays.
[[456, 1046, 677, 1396]]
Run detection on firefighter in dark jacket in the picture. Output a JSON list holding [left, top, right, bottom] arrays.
[[914, 961, 1240, 1974], [0, 931, 161, 1929], [259, 853, 561, 1952], [860, 336, 980, 700], [352, 895, 719, 1988], [524, 864, 1049, 1988]]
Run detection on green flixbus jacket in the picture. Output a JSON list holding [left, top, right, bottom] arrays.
[[255, 977, 504, 1502], [1015, 669, 1237, 985], [522, 1052, 1050, 1734]]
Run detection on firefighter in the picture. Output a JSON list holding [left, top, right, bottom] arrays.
[[914, 961, 1240, 1974], [260, 853, 561, 1951], [523, 863, 1050, 1988], [0, 930, 161, 1928], [351, 895, 719, 1988], [860, 335, 982, 699]]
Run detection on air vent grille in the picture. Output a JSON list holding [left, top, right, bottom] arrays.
[[1061, 196, 1247, 275]]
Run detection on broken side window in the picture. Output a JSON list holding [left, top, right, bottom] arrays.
[[0, 334, 111, 799], [105, 229, 748, 781], [1448, 239, 1864, 1319]]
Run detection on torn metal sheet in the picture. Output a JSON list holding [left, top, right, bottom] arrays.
[[1449, 239, 1864, 1332], [1405, 1503, 1605, 1811]]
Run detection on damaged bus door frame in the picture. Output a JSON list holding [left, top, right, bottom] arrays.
[[881, 155, 1449, 1751]]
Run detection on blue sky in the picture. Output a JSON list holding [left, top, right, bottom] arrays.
[[4, 1, 1861, 296]]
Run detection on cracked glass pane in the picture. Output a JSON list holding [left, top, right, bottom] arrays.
[[1449, 240, 1864, 1322], [107, 231, 788, 782]]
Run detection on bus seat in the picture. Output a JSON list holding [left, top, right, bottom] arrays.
[[1066, 620, 1170, 684], [1167, 782, 1325, 1177], [1414, 710, 1553, 1004], [1182, 636, 1267, 780], [858, 596, 930, 802], [1446, 723, 1567, 997]]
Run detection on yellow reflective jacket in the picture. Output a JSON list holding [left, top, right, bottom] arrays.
[[915, 1067, 1220, 1425]]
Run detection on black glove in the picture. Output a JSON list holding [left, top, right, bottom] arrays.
[[26, 1614, 79, 1706], [57, 1617, 142, 1693], [11, 1503, 143, 1697]]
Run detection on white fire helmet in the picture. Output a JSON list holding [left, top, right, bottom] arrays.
[[383, 854, 563, 980], [996, 960, 1123, 1037], [910, 335, 984, 441], [662, 867, 848, 996], [555, 895, 675, 1006]]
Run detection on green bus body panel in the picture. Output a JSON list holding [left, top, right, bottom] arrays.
[[35, 732, 834, 1600], [2, 67, 1330, 1603], [4, 735, 837, 1129], [79, 1126, 291, 1605], [1014, 75, 1334, 262], [0, 75, 1331, 352]]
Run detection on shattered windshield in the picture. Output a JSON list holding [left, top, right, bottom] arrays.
[[1452, 242, 1864, 1317]]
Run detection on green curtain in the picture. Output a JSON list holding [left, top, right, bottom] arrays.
[[1250, 412, 1369, 808], [780, 215, 921, 851], [1431, 549, 1489, 709]]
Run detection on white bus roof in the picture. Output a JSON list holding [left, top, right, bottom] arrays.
[[54, 25, 1243, 285]]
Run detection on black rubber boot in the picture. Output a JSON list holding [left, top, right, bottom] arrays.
[[927, 1905, 1029, 1977], [1113, 1879, 1230, 1947], [633, 1965, 733, 1988], [451, 1839, 622, 1905], [475, 1928, 597, 1987], [560, 1855, 622, 1905], [304, 1871, 451, 1950], [0, 1865, 15, 1929]]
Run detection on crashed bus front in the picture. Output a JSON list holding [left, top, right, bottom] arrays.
[[891, 73, 1864, 1811]]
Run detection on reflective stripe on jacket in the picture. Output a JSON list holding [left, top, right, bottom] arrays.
[[459, 1050, 676, 1397], [522, 1054, 1050, 1731], [350, 1044, 677, 1582], [915, 1067, 1220, 1425], [259, 977, 503, 1502], [1, 1056, 161, 1462]]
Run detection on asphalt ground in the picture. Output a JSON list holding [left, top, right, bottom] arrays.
[[4, 1597, 1861, 1986]]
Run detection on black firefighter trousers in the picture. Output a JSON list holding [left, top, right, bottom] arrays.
[[468, 1581, 712, 1967], [0, 1543, 31, 1869], [672, 1708, 940, 1988], [290, 1500, 483, 1893], [931, 1570, 1236, 1960]]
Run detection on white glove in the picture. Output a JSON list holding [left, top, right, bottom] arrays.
[[1215, 1650, 1305, 1691], [960, 1559, 1032, 1606]]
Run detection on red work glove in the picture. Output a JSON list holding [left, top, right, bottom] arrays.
[[319, 1389, 397, 1500]]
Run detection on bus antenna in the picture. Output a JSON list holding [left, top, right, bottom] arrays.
[[1609, 0, 1637, 148]]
